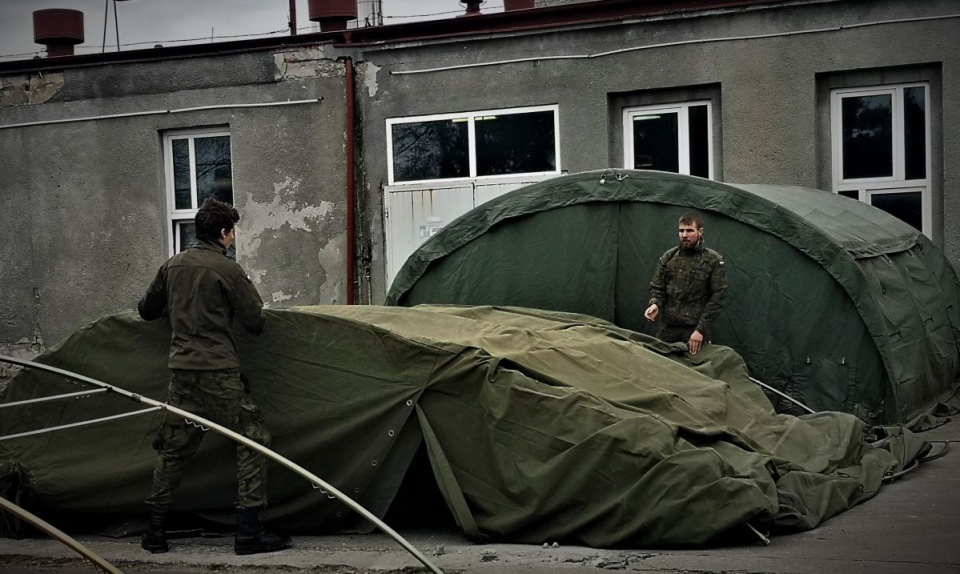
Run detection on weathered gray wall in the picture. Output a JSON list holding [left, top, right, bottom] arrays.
[[0, 46, 348, 358], [1, 0, 958, 357], [358, 0, 960, 300]]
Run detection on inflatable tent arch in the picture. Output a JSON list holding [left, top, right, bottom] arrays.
[[386, 169, 960, 425]]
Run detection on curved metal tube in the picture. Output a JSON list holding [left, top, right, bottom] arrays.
[[0, 387, 107, 409], [748, 376, 816, 415], [0, 495, 124, 574], [0, 355, 444, 574]]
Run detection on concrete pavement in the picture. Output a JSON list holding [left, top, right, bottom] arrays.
[[2, 420, 959, 574]]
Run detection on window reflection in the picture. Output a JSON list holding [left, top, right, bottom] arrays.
[[195, 136, 233, 205], [172, 139, 191, 209], [904, 87, 926, 180], [176, 221, 197, 252], [688, 105, 709, 178], [631, 112, 679, 173], [475, 111, 555, 176], [871, 191, 922, 231], [841, 94, 892, 179], [392, 119, 469, 182]]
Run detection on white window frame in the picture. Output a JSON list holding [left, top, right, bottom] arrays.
[[162, 128, 234, 255], [830, 83, 931, 235], [622, 101, 714, 179], [386, 105, 561, 186]]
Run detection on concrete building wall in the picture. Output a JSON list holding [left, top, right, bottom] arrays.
[[1, 0, 957, 360], [0, 46, 349, 359], [358, 0, 960, 300]]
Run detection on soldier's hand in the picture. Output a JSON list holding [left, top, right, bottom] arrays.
[[644, 304, 659, 321], [688, 330, 704, 355]]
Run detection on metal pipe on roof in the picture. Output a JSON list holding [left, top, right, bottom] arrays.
[[389, 13, 960, 75], [0, 98, 323, 130]]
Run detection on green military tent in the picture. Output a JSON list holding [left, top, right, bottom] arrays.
[[0, 306, 928, 547], [386, 170, 960, 425]]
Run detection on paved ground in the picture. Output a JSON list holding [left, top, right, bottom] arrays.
[[2, 421, 959, 574]]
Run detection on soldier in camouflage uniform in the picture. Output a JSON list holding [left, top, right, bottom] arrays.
[[644, 211, 728, 355], [137, 198, 290, 555]]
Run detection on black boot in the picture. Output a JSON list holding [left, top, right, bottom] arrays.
[[141, 511, 169, 554], [234, 507, 292, 555]]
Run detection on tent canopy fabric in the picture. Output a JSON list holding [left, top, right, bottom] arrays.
[[386, 170, 960, 425], [0, 306, 927, 547]]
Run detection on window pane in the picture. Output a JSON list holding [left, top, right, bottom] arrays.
[[392, 119, 469, 182], [838, 190, 859, 200], [475, 111, 556, 176], [841, 94, 892, 179], [631, 112, 679, 173], [871, 191, 922, 231], [195, 136, 233, 205], [904, 86, 926, 180], [176, 221, 196, 252], [172, 139, 191, 210], [687, 105, 709, 178]]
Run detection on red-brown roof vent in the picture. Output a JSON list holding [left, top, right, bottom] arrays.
[[504, 0, 535, 10], [33, 9, 84, 57], [308, 0, 358, 31]]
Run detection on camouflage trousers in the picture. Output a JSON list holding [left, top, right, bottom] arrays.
[[657, 324, 700, 345], [145, 369, 271, 512]]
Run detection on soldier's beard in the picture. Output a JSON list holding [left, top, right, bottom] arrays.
[[679, 238, 698, 251]]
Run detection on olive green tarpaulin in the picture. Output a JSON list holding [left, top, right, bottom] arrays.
[[0, 306, 927, 546], [386, 170, 960, 425]]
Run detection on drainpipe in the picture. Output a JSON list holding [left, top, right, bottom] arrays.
[[345, 57, 356, 305], [289, 0, 297, 35]]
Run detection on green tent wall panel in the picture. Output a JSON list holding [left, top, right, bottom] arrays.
[[386, 170, 960, 424]]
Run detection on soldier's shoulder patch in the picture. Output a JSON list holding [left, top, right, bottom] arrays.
[[718, 259, 725, 266]]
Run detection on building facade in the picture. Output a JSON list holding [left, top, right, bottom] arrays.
[[1, 0, 958, 363]]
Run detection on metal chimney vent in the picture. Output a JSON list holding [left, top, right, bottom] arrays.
[[459, 1, 482, 16], [308, 0, 358, 32], [33, 9, 84, 57]]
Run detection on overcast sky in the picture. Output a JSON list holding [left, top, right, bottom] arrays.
[[0, 0, 505, 62]]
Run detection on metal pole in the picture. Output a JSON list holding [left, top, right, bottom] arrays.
[[0, 496, 124, 574], [0, 387, 107, 409], [748, 376, 816, 415], [0, 355, 445, 574], [0, 407, 160, 442]]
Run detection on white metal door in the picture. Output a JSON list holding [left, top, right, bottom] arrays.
[[384, 174, 556, 290]]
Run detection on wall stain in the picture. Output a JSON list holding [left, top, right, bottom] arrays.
[[238, 180, 341, 306]]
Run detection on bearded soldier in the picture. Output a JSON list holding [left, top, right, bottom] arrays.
[[644, 211, 728, 355]]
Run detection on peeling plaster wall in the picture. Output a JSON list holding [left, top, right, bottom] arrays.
[[0, 73, 64, 105], [0, 47, 348, 354], [358, 0, 960, 300]]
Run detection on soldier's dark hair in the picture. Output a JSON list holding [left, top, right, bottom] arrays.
[[195, 198, 240, 241], [679, 211, 703, 229]]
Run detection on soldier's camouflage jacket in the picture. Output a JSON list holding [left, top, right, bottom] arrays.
[[648, 241, 728, 335]]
